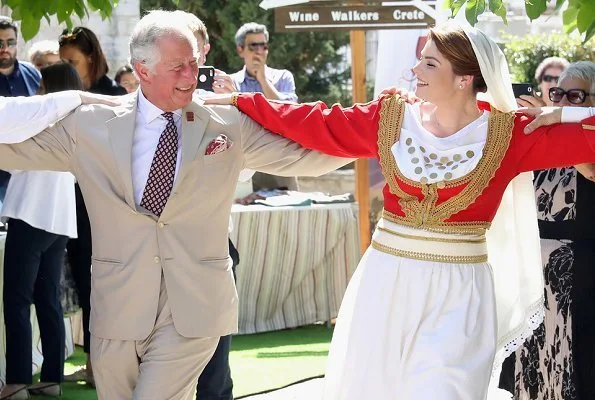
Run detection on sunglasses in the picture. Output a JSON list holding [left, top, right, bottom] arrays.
[[0, 39, 17, 49], [549, 87, 595, 105], [245, 42, 269, 52], [542, 74, 559, 83]]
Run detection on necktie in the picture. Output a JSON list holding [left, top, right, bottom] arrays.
[[140, 112, 178, 216]]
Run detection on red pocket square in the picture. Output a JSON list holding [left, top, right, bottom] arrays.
[[205, 134, 232, 155]]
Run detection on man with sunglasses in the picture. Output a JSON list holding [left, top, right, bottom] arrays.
[[230, 22, 297, 102], [0, 16, 40, 207]]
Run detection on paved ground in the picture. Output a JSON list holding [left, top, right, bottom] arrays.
[[241, 378, 323, 400]]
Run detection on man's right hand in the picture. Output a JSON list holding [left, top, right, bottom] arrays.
[[519, 107, 562, 134], [213, 70, 238, 94], [78, 91, 121, 106]]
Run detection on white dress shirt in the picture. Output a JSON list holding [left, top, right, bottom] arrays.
[[562, 106, 595, 122], [133, 90, 183, 205], [0, 91, 81, 237]]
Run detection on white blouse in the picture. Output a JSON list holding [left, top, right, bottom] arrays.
[[393, 103, 489, 185]]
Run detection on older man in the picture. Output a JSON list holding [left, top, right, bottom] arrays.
[[0, 12, 349, 400]]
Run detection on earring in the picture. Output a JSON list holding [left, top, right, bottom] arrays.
[[459, 84, 464, 89]]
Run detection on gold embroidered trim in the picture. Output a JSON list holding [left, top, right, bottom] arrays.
[[371, 240, 488, 264], [583, 124, 595, 130], [376, 98, 515, 230], [431, 109, 515, 222], [377, 96, 422, 222], [382, 209, 490, 235], [376, 225, 486, 243]]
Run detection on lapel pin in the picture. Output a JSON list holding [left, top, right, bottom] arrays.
[[186, 111, 194, 122]]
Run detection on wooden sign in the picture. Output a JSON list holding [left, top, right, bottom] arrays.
[[274, 3, 436, 32]]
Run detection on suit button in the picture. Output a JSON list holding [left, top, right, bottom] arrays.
[[158, 222, 165, 228], [154, 256, 161, 263]]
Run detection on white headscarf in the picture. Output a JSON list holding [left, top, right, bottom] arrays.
[[460, 23, 545, 398]]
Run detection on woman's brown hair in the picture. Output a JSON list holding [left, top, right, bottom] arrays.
[[428, 24, 487, 93], [59, 26, 108, 85], [40, 62, 85, 94]]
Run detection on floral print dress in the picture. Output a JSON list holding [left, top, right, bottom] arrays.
[[513, 167, 595, 399]]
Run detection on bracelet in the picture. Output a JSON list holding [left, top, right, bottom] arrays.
[[231, 92, 239, 108]]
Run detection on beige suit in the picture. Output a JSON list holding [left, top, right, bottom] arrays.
[[0, 92, 350, 398]]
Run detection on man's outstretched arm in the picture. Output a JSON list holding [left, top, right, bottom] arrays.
[[0, 91, 119, 143]]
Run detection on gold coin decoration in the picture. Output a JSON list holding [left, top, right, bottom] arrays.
[[466, 150, 475, 158], [429, 172, 438, 179], [405, 138, 413, 145], [445, 172, 453, 180], [429, 153, 437, 160], [412, 157, 419, 164], [414, 167, 423, 174], [420, 177, 428, 184], [453, 154, 462, 161], [408, 147, 416, 154]]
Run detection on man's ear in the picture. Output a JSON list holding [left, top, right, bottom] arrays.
[[134, 61, 152, 84], [204, 43, 211, 57], [236, 45, 245, 58]]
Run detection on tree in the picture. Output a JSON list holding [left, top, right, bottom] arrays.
[[141, 0, 352, 105], [0, 0, 118, 40], [446, 0, 595, 42]]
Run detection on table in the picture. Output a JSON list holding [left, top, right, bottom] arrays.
[[230, 203, 360, 334], [0, 232, 77, 386]]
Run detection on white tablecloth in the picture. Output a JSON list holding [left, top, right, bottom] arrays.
[[231, 203, 361, 334], [0, 232, 76, 386]]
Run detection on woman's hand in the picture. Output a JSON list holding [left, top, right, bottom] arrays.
[[519, 107, 562, 134], [379, 87, 421, 104], [516, 94, 546, 108]]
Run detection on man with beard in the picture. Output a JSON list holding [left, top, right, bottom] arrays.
[[0, 16, 41, 203]]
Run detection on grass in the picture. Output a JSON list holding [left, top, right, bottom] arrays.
[[30, 324, 333, 400]]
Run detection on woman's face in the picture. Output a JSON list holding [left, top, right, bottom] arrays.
[[411, 40, 461, 104], [539, 66, 564, 106], [554, 76, 594, 107], [60, 45, 91, 87], [119, 71, 140, 93]]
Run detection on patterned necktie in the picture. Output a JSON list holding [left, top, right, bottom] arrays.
[[140, 112, 179, 216]]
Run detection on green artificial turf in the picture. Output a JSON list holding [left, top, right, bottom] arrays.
[[30, 324, 332, 400]]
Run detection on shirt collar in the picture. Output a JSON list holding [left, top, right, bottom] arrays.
[[137, 89, 182, 124], [238, 65, 271, 83]]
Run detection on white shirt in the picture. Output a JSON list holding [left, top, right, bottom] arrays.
[[0, 91, 81, 237], [133, 90, 183, 205], [562, 106, 595, 122]]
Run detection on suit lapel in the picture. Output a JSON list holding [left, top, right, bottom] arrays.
[[173, 101, 210, 192], [107, 94, 138, 210]]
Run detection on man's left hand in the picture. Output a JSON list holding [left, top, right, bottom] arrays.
[[213, 70, 238, 94], [520, 107, 562, 134]]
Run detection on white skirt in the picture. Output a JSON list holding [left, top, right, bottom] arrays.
[[322, 220, 498, 400]]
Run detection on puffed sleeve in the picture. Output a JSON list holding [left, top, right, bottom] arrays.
[[235, 92, 385, 158]]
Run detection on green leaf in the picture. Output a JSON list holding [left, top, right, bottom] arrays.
[[563, 6, 579, 33], [525, 0, 547, 20], [20, 10, 40, 40], [489, 0, 507, 23], [465, 0, 486, 25], [448, 0, 468, 17], [73, 0, 88, 19], [584, 20, 595, 42], [555, 0, 568, 12], [576, 0, 595, 33]]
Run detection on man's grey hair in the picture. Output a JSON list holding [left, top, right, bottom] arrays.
[[235, 22, 269, 47], [172, 10, 209, 45], [559, 61, 595, 96], [28, 40, 59, 63], [129, 10, 198, 71]]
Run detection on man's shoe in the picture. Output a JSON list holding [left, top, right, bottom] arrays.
[[63, 368, 87, 382], [27, 383, 61, 397], [0, 385, 29, 400]]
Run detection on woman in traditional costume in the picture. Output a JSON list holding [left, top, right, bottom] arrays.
[[210, 22, 595, 399]]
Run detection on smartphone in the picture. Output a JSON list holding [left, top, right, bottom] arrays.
[[512, 83, 534, 98], [197, 66, 215, 91]]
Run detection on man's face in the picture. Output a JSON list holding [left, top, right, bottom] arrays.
[[137, 35, 199, 111], [237, 33, 268, 73], [0, 28, 17, 70]]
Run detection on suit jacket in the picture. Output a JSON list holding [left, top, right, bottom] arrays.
[[0, 92, 351, 340]]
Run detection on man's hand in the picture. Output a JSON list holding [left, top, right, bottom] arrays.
[[516, 94, 546, 108], [213, 70, 238, 94], [78, 91, 121, 106], [379, 87, 421, 104], [519, 107, 563, 134], [251, 55, 267, 82], [202, 93, 235, 105]]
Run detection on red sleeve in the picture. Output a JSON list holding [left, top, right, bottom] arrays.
[[236, 92, 382, 158], [513, 114, 595, 173]]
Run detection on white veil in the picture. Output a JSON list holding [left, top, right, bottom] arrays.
[[460, 23, 545, 398]]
